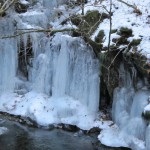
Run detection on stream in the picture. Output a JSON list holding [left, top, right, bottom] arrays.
[[0, 115, 127, 150]]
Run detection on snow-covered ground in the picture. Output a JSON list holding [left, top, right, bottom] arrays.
[[81, 0, 150, 56], [98, 125, 145, 150], [0, 91, 113, 131], [0, 0, 112, 132]]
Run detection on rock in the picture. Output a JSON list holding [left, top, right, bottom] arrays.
[[62, 124, 80, 132], [15, 1, 30, 13], [76, 0, 88, 4], [142, 111, 150, 120], [95, 30, 105, 43], [87, 127, 101, 134]]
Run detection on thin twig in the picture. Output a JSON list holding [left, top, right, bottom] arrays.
[[0, 28, 75, 39], [107, 0, 112, 52]]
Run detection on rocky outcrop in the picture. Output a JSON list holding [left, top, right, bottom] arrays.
[[99, 27, 150, 105]]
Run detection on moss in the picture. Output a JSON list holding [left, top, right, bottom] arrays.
[[130, 39, 142, 46], [71, 15, 82, 26], [123, 50, 150, 79], [111, 29, 117, 34], [95, 30, 105, 43], [118, 27, 133, 37], [84, 36, 102, 56], [99, 52, 108, 63], [71, 10, 108, 36], [100, 51, 121, 98], [101, 13, 109, 20], [84, 10, 100, 23], [112, 37, 129, 45], [80, 10, 101, 34]]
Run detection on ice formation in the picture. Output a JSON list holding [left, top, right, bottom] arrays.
[[0, 0, 100, 130]]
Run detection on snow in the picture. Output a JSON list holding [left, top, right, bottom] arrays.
[[0, 91, 111, 131], [20, 0, 29, 5], [82, 0, 150, 55], [0, 127, 8, 135], [94, 120, 113, 130], [20, 10, 44, 16], [98, 125, 128, 148], [98, 125, 145, 150], [144, 104, 150, 113]]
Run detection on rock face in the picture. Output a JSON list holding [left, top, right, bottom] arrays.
[[124, 52, 150, 85], [98, 24, 150, 149], [99, 26, 150, 104], [100, 51, 121, 100]]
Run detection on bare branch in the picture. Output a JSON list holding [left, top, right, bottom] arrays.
[[0, 0, 17, 16], [117, 0, 136, 9], [117, 0, 141, 14], [107, 0, 112, 52], [0, 28, 75, 39]]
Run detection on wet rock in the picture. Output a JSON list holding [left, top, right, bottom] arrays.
[[55, 124, 80, 132], [87, 127, 101, 134], [142, 111, 150, 120]]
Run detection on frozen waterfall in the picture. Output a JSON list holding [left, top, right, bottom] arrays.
[[0, 18, 18, 93], [30, 33, 100, 114], [111, 63, 150, 149], [0, 19, 100, 129]]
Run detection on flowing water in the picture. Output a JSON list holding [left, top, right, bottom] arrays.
[[0, 116, 126, 150]]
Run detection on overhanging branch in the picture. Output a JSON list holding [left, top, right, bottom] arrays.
[[0, 28, 75, 39]]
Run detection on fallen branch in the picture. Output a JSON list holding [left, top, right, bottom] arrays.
[[0, 27, 101, 56], [117, 0, 142, 14], [0, 28, 75, 39], [0, 0, 17, 16]]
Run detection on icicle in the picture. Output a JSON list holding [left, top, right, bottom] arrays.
[[0, 19, 18, 93], [146, 125, 150, 150], [112, 63, 150, 148], [31, 33, 100, 116], [23, 34, 28, 66]]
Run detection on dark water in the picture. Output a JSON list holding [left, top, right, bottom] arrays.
[[0, 118, 127, 150]]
